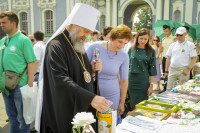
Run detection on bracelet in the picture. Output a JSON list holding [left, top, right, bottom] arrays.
[[165, 71, 169, 73]]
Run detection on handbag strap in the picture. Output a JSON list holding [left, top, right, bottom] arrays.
[[1, 38, 27, 77], [20, 66, 27, 78], [1, 38, 7, 72]]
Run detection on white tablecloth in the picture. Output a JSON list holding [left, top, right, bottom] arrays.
[[116, 116, 200, 133]]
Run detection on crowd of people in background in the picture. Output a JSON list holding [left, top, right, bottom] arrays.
[[0, 3, 199, 133]]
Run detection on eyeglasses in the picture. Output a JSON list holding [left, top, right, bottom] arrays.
[[153, 39, 158, 42], [176, 34, 183, 37], [31, 39, 34, 42]]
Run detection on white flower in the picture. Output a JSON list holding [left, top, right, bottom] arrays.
[[72, 112, 96, 127]]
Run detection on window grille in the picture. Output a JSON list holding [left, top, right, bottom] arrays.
[[20, 12, 28, 34], [174, 10, 181, 22], [45, 10, 53, 34]]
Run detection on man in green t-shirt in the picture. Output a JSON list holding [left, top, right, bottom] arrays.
[[0, 11, 36, 133]]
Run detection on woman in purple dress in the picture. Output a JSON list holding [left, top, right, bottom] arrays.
[[86, 24, 132, 124], [151, 36, 162, 91]]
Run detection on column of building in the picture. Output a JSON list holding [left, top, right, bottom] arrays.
[[185, 0, 193, 24], [106, 0, 111, 26], [112, 0, 118, 27], [66, 0, 70, 17], [8, 0, 11, 11], [156, 0, 163, 21], [164, 0, 170, 20], [30, 0, 34, 34]]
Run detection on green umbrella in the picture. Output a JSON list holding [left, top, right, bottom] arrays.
[[174, 22, 196, 41], [191, 24, 200, 42], [153, 20, 175, 40], [173, 22, 181, 29]]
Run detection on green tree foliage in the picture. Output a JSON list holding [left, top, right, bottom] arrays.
[[134, 7, 152, 31]]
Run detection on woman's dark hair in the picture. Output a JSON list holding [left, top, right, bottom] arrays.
[[131, 28, 155, 55], [99, 26, 113, 40]]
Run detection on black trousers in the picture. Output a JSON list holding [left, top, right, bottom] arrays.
[[162, 57, 167, 74]]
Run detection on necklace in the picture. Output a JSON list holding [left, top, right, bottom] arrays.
[[62, 32, 91, 83], [107, 41, 117, 59]]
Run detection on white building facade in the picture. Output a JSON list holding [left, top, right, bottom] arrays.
[[0, 0, 200, 37]]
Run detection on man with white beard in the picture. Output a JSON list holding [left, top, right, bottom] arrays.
[[36, 3, 110, 133]]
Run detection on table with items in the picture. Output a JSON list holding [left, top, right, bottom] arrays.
[[116, 75, 200, 133]]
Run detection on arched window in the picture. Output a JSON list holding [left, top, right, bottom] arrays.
[[174, 10, 181, 22], [45, 10, 53, 34], [20, 12, 28, 34], [100, 15, 105, 32]]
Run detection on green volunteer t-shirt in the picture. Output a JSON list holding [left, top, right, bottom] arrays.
[[0, 32, 36, 86]]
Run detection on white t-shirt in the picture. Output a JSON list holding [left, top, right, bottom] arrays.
[[123, 41, 135, 53], [34, 41, 45, 72], [166, 40, 197, 68]]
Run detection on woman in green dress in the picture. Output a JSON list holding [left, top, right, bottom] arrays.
[[128, 28, 157, 108]]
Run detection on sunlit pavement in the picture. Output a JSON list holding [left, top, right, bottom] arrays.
[[0, 93, 9, 133], [0, 93, 35, 133]]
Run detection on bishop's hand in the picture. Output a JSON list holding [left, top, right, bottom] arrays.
[[91, 96, 110, 112], [91, 59, 102, 76]]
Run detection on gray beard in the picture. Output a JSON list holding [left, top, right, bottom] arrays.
[[73, 42, 85, 54], [70, 27, 86, 54]]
